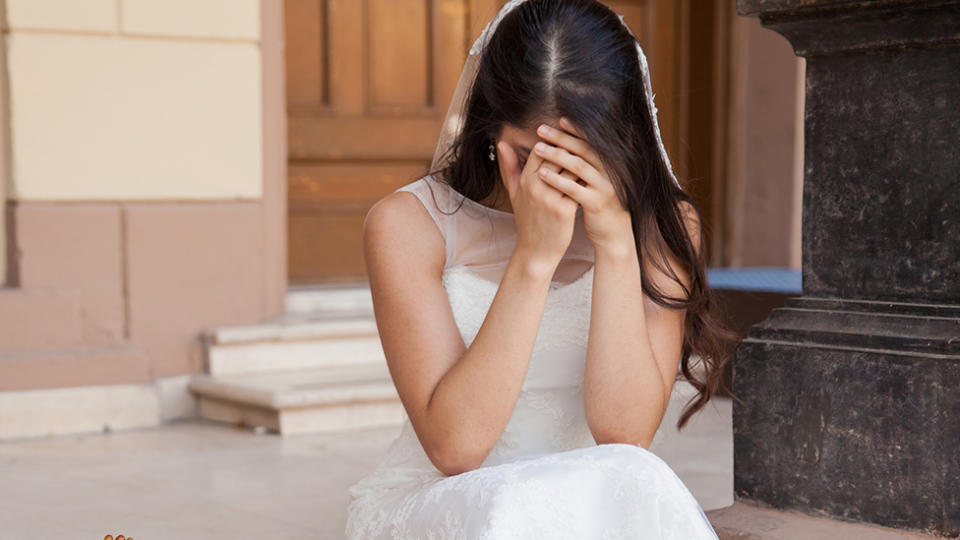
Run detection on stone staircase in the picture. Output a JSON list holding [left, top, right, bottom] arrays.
[[188, 284, 406, 435]]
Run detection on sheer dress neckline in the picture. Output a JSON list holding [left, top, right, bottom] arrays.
[[451, 179, 586, 223], [444, 263, 595, 294], [398, 175, 595, 289], [455, 187, 515, 217]]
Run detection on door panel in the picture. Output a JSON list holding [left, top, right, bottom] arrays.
[[368, 0, 431, 109]]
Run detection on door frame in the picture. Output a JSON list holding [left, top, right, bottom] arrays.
[[263, 0, 289, 311]]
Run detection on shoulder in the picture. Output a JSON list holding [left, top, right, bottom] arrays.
[[363, 186, 446, 276], [640, 200, 702, 260], [639, 200, 702, 301], [676, 200, 702, 258], [364, 187, 425, 229], [365, 180, 445, 241]]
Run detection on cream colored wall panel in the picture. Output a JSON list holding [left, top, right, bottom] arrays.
[[121, 0, 260, 40], [7, 33, 263, 201], [6, 0, 116, 33]]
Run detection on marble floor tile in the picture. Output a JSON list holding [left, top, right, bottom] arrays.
[[0, 390, 732, 539]]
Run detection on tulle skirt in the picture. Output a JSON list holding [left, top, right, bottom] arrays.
[[345, 442, 719, 539]]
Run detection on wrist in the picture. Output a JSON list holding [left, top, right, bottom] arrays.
[[593, 212, 636, 261], [511, 247, 558, 282], [594, 237, 637, 265]]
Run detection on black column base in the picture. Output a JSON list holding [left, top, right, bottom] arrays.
[[733, 296, 960, 536]]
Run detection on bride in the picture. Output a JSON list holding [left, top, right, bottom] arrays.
[[346, 0, 739, 538]]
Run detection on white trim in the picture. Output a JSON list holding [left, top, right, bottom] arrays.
[[0, 374, 199, 441], [284, 285, 374, 317]]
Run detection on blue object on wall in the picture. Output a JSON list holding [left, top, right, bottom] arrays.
[[706, 267, 801, 294]]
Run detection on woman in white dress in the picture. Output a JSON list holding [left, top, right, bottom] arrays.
[[347, 0, 740, 538]]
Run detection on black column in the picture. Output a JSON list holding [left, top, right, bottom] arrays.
[[731, 1, 960, 536]]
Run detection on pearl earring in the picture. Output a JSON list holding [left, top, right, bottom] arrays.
[[488, 141, 496, 161]]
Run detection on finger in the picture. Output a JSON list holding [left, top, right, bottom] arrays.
[[530, 151, 567, 202], [560, 168, 586, 187], [523, 145, 564, 202], [558, 117, 583, 136], [537, 122, 604, 174], [561, 118, 616, 183], [557, 117, 607, 178], [529, 137, 563, 180], [533, 141, 602, 189], [537, 166, 591, 204], [535, 156, 562, 173], [555, 169, 583, 202]]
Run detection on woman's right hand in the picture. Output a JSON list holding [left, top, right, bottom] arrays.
[[497, 139, 579, 272]]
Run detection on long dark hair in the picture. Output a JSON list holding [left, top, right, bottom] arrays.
[[423, 0, 741, 429]]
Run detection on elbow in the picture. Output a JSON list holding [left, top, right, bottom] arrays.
[[424, 438, 488, 476]]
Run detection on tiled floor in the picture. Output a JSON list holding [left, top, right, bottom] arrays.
[[0, 382, 731, 539]]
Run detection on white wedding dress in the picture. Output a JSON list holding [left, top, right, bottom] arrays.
[[345, 175, 718, 539]]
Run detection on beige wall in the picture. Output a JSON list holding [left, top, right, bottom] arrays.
[[0, 1, 9, 285], [5, 0, 262, 201], [727, 15, 804, 270], [0, 0, 286, 404]]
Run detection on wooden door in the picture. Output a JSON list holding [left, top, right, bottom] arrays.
[[283, 0, 683, 285]]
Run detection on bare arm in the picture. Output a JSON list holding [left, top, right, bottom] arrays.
[[583, 202, 701, 447], [522, 116, 702, 448], [363, 192, 557, 476], [425, 247, 554, 473]]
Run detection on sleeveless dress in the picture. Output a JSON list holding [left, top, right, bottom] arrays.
[[345, 175, 718, 539]]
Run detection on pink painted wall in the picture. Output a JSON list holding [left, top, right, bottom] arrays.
[[727, 15, 804, 270]]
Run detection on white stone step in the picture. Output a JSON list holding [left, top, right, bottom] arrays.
[[188, 362, 405, 436], [203, 315, 385, 376], [284, 284, 373, 317]]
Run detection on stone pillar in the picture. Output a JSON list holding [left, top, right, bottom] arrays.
[[731, 1, 960, 536]]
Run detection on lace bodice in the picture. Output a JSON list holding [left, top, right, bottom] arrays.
[[350, 175, 599, 492]]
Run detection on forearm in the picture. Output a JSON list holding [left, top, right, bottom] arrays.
[[584, 239, 666, 448], [425, 249, 554, 472]]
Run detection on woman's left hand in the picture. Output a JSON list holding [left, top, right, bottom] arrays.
[[532, 117, 634, 253]]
